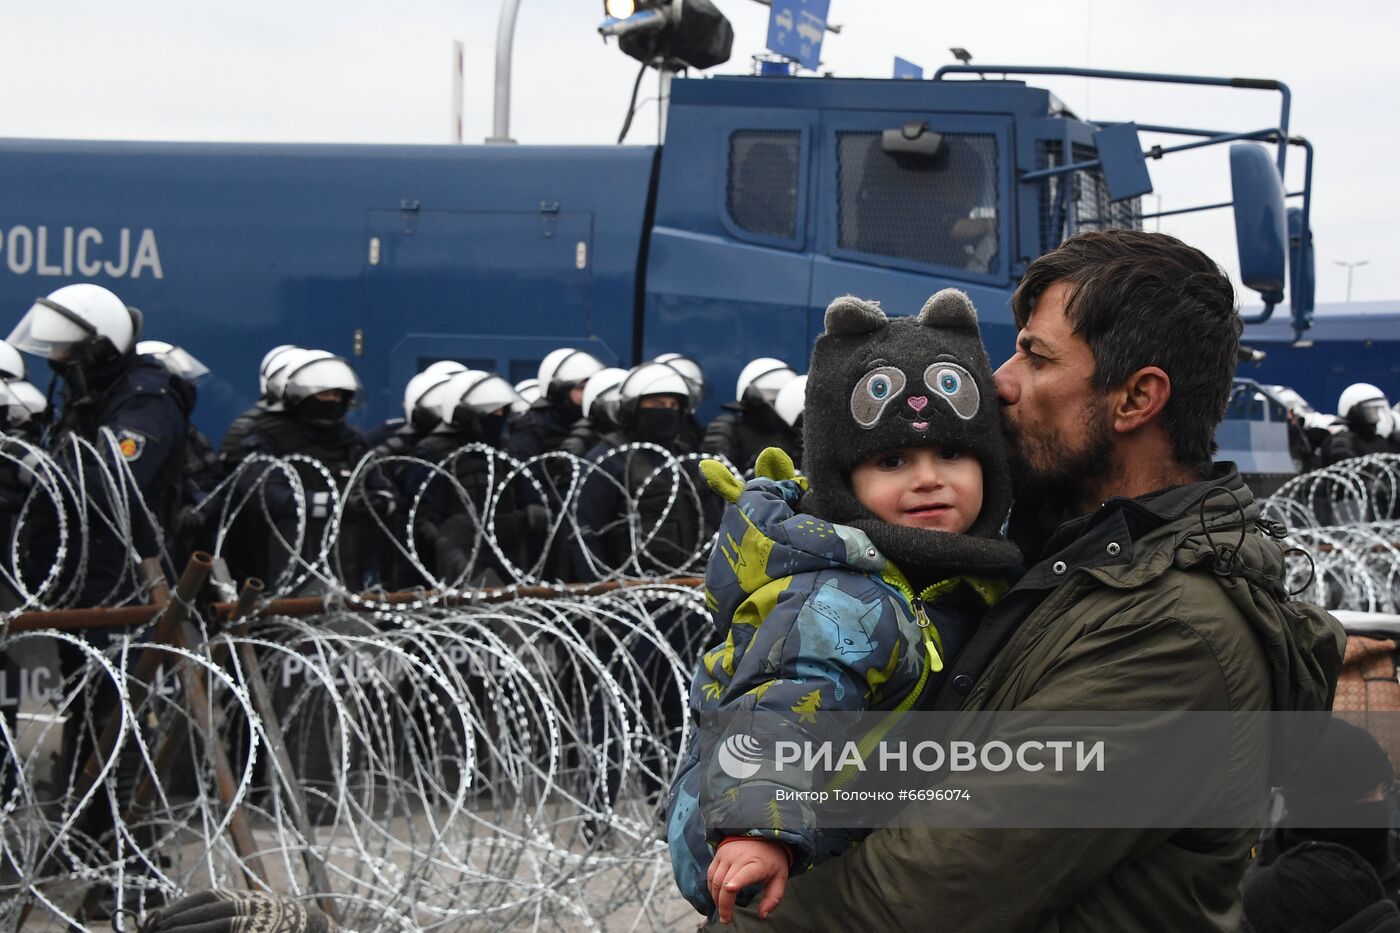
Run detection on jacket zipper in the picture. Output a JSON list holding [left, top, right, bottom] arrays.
[[826, 580, 943, 791]]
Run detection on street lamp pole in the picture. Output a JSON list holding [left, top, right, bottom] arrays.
[[1334, 259, 1369, 303], [488, 0, 523, 144]]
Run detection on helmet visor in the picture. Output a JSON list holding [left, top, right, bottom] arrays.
[[140, 344, 209, 383], [282, 357, 362, 406], [1358, 399, 1388, 426], [8, 380, 46, 419], [7, 299, 95, 359], [462, 375, 521, 416]]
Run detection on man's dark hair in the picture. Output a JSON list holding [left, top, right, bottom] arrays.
[[1012, 230, 1241, 475]]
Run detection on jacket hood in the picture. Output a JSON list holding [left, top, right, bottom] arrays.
[[706, 477, 888, 636], [1089, 465, 1345, 779]]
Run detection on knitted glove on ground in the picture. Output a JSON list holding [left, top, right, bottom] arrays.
[[136, 889, 338, 933]]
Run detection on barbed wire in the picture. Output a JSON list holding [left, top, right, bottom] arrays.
[[1, 586, 711, 929], [1261, 453, 1400, 612]]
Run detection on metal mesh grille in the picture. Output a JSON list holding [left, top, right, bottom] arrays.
[[1071, 142, 1143, 233], [727, 131, 800, 239], [1037, 140, 1143, 253], [836, 132, 999, 273]]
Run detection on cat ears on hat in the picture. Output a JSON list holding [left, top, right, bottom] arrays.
[[824, 295, 888, 335], [823, 288, 978, 336], [917, 288, 979, 328]]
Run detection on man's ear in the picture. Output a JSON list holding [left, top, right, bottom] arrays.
[[1112, 366, 1171, 434]]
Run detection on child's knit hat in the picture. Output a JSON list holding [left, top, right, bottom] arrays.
[[800, 289, 1020, 578]]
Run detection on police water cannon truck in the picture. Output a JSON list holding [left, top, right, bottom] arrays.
[[0, 22, 1325, 473]]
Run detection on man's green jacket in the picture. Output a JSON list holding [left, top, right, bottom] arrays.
[[715, 466, 1345, 932]]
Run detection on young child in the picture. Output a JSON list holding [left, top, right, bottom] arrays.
[[665, 289, 1021, 921]]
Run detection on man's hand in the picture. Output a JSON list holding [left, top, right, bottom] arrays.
[[707, 837, 790, 923]]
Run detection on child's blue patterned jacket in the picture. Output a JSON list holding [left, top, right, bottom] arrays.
[[665, 474, 1005, 913]]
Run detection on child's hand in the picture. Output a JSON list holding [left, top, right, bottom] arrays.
[[707, 837, 790, 923]]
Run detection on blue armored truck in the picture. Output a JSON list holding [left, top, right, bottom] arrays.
[[0, 64, 1324, 450]]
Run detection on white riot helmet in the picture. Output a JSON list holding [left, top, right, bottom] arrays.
[[403, 362, 468, 430], [1338, 383, 1389, 427], [0, 341, 26, 381], [423, 360, 469, 378], [537, 348, 605, 404], [617, 362, 691, 443], [736, 357, 797, 406], [0, 382, 26, 429], [282, 355, 361, 405], [774, 374, 807, 429], [283, 354, 360, 428], [8, 283, 141, 363], [582, 367, 628, 424], [258, 344, 299, 397], [0, 379, 45, 427], [137, 340, 210, 384], [437, 370, 521, 440], [265, 348, 332, 406], [514, 378, 541, 406], [654, 352, 706, 401], [8, 380, 46, 421]]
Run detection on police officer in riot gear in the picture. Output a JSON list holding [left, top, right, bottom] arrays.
[[218, 344, 299, 474], [365, 362, 470, 588], [561, 366, 627, 458], [574, 363, 714, 827], [236, 353, 396, 593], [368, 360, 468, 456], [507, 349, 607, 578], [7, 285, 192, 910], [654, 352, 709, 450], [9, 283, 193, 603], [406, 370, 529, 586], [513, 377, 541, 410], [574, 362, 716, 580], [701, 356, 801, 472], [0, 377, 47, 790], [1324, 383, 1400, 466], [507, 347, 606, 460], [137, 340, 221, 556]]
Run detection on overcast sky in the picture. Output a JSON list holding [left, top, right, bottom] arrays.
[[3, 0, 1393, 305]]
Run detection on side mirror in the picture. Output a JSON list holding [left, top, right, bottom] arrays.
[[881, 121, 943, 159], [1230, 143, 1287, 305], [1288, 205, 1315, 326]]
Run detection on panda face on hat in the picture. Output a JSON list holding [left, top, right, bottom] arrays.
[[801, 289, 1017, 558]]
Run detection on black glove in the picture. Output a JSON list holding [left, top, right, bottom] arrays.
[[136, 889, 338, 932], [344, 487, 397, 522]]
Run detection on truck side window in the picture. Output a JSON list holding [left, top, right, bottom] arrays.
[[836, 132, 999, 273], [727, 131, 801, 240]]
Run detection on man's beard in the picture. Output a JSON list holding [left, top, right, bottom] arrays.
[[1001, 396, 1115, 510]]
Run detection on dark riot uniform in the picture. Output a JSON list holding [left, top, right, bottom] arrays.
[[506, 398, 579, 461], [575, 417, 716, 820], [404, 422, 530, 586], [574, 427, 717, 581], [24, 352, 193, 851], [506, 398, 586, 578], [701, 402, 802, 474], [25, 352, 193, 607], [234, 408, 393, 594], [561, 411, 622, 459], [0, 419, 43, 793], [1322, 426, 1400, 466]]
